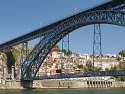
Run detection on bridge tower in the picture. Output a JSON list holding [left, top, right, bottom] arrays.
[[62, 34, 70, 73], [93, 24, 102, 72], [20, 41, 28, 78]]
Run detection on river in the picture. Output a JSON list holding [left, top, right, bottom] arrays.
[[0, 88, 125, 94]]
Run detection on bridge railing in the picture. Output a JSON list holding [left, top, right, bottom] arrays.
[[33, 70, 125, 80]]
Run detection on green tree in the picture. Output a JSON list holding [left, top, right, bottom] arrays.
[[83, 66, 89, 72], [94, 67, 101, 72], [119, 61, 125, 70], [116, 76, 125, 81], [119, 50, 125, 57], [105, 68, 110, 71], [62, 49, 67, 55], [53, 44, 73, 56], [11, 48, 20, 61], [110, 65, 117, 71], [5, 51, 15, 68], [67, 50, 72, 56], [120, 76, 125, 81], [86, 62, 92, 71], [73, 67, 76, 70], [54, 44, 59, 48], [54, 44, 61, 52], [77, 64, 83, 69]]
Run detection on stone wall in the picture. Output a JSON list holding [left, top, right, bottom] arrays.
[[33, 80, 116, 89], [112, 81, 125, 87], [33, 80, 87, 88], [0, 79, 23, 89], [0, 79, 125, 89]]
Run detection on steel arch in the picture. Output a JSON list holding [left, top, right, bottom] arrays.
[[21, 10, 125, 80]]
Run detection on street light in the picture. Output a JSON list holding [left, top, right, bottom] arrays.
[[28, 28, 29, 32], [75, 8, 77, 14], [57, 16, 59, 19], [40, 23, 42, 28], [17, 33, 19, 37]]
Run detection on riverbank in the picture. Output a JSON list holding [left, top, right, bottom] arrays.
[[33, 79, 125, 89], [0, 79, 125, 89]]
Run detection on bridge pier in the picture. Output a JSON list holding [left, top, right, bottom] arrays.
[[21, 80, 33, 89]]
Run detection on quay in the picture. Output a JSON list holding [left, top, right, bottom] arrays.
[[32, 79, 125, 89], [0, 76, 125, 89]]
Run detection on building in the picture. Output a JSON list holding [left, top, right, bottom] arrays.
[[78, 53, 90, 65]]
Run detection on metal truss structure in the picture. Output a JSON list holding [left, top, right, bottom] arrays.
[[93, 24, 102, 72], [0, 0, 125, 80], [20, 42, 28, 65], [0, 1, 125, 50], [20, 42, 28, 77], [62, 34, 70, 72], [20, 10, 125, 80]]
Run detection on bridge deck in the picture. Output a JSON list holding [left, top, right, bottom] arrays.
[[24, 70, 125, 81]]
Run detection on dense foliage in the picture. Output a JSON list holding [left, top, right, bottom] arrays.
[[5, 48, 20, 67], [54, 44, 72, 55], [5, 50, 15, 67], [11, 48, 20, 61], [118, 50, 125, 57]]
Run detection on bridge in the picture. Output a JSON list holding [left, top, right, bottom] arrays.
[[35, 70, 125, 80], [1, 0, 125, 81]]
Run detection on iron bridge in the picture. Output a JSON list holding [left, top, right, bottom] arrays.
[[36, 70, 125, 80], [0, 0, 125, 80]]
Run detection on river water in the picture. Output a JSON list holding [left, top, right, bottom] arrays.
[[0, 88, 125, 94]]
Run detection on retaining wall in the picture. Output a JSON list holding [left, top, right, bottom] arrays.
[[32, 80, 119, 88], [0, 79, 23, 89], [0, 79, 125, 89]]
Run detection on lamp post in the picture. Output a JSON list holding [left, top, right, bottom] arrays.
[[28, 28, 29, 32], [40, 23, 42, 28], [17, 33, 19, 36], [75, 8, 77, 14]]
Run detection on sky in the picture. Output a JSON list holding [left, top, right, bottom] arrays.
[[0, 0, 125, 55]]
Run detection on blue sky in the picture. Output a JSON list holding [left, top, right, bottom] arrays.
[[0, 0, 125, 54]]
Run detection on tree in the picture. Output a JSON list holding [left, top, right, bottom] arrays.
[[110, 65, 117, 71], [54, 44, 59, 48], [62, 49, 67, 55], [11, 48, 20, 61], [120, 76, 125, 81], [105, 68, 110, 71], [116, 76, 125, 81], [54, 44, 61, 52], [118, 50, 125, 57], [5, 51, 15, 68], [83, 66, 89, 72], [77, 64, 83, 69], [86, 62, 92, 71], [67, 50, 72, 56], [94, 67, 101, 72], [53, 44, 73, 56], [119, 61, 125, 70]]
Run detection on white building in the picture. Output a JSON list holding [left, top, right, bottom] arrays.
[[78, 54, 90, 65]]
